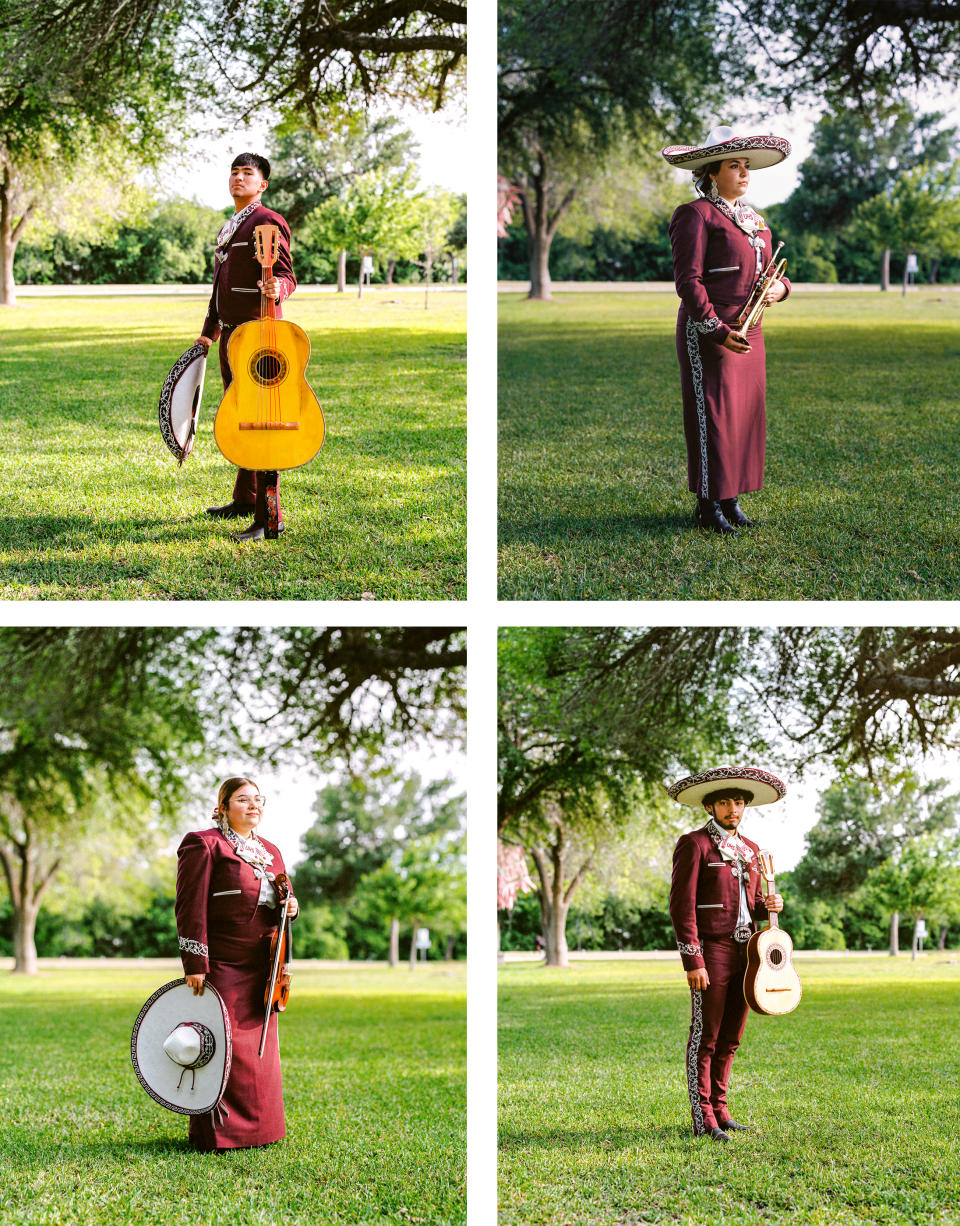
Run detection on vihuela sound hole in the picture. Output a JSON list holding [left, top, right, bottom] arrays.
[[249, 349, 289, 387], [765, 944, 785, 969]]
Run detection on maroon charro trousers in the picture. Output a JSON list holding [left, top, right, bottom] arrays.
[[686, 936, 750, 1133], [218, 325, 283, 528]]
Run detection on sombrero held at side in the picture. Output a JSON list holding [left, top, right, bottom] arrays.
[[666, 765, 787, 808]]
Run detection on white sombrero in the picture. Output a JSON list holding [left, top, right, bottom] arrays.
[[158, 344, 208, 465], [666, 765, 787, 808], [131, 979, 232, 1117], [661, 125, 791, 172]]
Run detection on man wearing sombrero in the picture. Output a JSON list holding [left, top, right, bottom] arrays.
[[661, 127, 792, 535], [666, 766, 785, 1142]]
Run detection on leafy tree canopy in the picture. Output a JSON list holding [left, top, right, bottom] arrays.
[[294, 771, 464, 905], [734, 0, 960, 107], [7, 0, 465, 124]]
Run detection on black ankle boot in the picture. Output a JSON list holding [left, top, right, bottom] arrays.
[[719, 497, 755, 528], [695, 498, 738, 535]]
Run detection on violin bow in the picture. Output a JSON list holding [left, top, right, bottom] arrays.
[[258, 875, 292, 1059]]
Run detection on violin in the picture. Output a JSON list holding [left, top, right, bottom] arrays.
[[258, 872, 293, 1058]]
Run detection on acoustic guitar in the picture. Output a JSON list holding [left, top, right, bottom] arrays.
[[214, 223, 325, 474], [743, 850, 802, 1015]]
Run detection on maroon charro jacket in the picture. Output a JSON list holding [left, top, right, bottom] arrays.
[[668, 199, 791, 347], [669, 823, 769, 972], [200, 203, 297, 342], [175, 827, 289, 975]]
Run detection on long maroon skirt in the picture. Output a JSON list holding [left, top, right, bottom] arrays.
[[189, 907, 286, 1150], [676, 309, 767, 501]]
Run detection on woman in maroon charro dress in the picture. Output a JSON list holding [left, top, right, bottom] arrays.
[[662, 127, 793, 534], [175, 776, 298, 1150]]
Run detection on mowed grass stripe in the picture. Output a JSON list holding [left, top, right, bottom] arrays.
[[498, 291, 960, 601], [498, 957, 960, 1225], [0, 294, 465, 600], [0, 963, 466, 1225]]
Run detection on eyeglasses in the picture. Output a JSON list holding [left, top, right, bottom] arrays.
[[234, 795, 266, 808]]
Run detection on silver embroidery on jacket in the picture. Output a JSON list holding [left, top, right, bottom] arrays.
[[178, 936, 208, 958], [677, 939, 704, 956], [684, 316, 720, 497], [687, 987, 705, 1134]]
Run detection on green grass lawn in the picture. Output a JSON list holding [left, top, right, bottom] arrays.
[[498, 291, 960, 600], [498, 956, 960, 1225], [0, 293, 465, 599], [0, 961, 465, 1225]]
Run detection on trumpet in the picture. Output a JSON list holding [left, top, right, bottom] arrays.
[[736, 241, 786, 334]]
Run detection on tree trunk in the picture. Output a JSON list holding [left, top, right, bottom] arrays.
[[889, 910, 899, 956], [880, 248, 890, 292], [451, 254, 459, 284], [11, 899, 39, 974], [0, 160, 33, 308], [386, 258, 395, 286], [520, 158, 576, 302], [528, 227, 553, 301], [528, 811, 592, 968], [424, 250, 432, 310], [388, 916, 400, 967], [357, 267, 363, 299], [445, 934, 455, 960], [409, 919, 419, 969], [337, 249, 347, 293], [0, 235, 16, 307], [902, 257, 909, 298], [937, 922, 947, 951], [541, 894, 571, 967], [0, 832, 60, 974], [929, 257, 940, 285]]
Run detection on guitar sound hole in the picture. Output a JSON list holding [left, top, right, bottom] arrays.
[[767, 946, 785, 968], [248, 349, 288, 387]]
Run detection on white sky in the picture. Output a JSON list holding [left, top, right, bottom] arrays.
[[163, 103, 467, 211], [735, 748, 960, 873]]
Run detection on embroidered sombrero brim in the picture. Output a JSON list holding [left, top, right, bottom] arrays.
[[661, 133, 791, 172], [666, 766, 787, 808], [158, 344, 207, 465], [131, 979, 232, 1115]]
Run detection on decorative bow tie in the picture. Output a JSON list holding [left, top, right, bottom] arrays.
[[717, 833, 753, 863], [707, 820, 753, 864]]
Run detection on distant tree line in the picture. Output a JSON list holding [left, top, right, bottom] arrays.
[[0, 771, 466, 965], [499, 102, 960, 286], [499, 883, 960, 956], [13, 116, 467, 288], [499, 627, 960, 965], [499, 0, 960, 296]]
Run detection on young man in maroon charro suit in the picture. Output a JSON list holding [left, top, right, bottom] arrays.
[[667, 766, 785, 1142], [195, 153, 297, 542]]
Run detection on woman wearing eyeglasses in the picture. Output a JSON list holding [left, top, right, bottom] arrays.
[[175, 776, 299, 1151]]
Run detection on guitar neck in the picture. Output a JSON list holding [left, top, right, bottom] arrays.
[[261, 258, 277, 320], [764, 871, 779, 928]]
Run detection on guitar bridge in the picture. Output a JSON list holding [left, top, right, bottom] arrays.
[[238, 423, 300, 430]]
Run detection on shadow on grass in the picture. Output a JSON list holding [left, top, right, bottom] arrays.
[[6, 1135, 192, 1167], [500, 509, 691, 545], [499, 1123, 690, 1152]]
